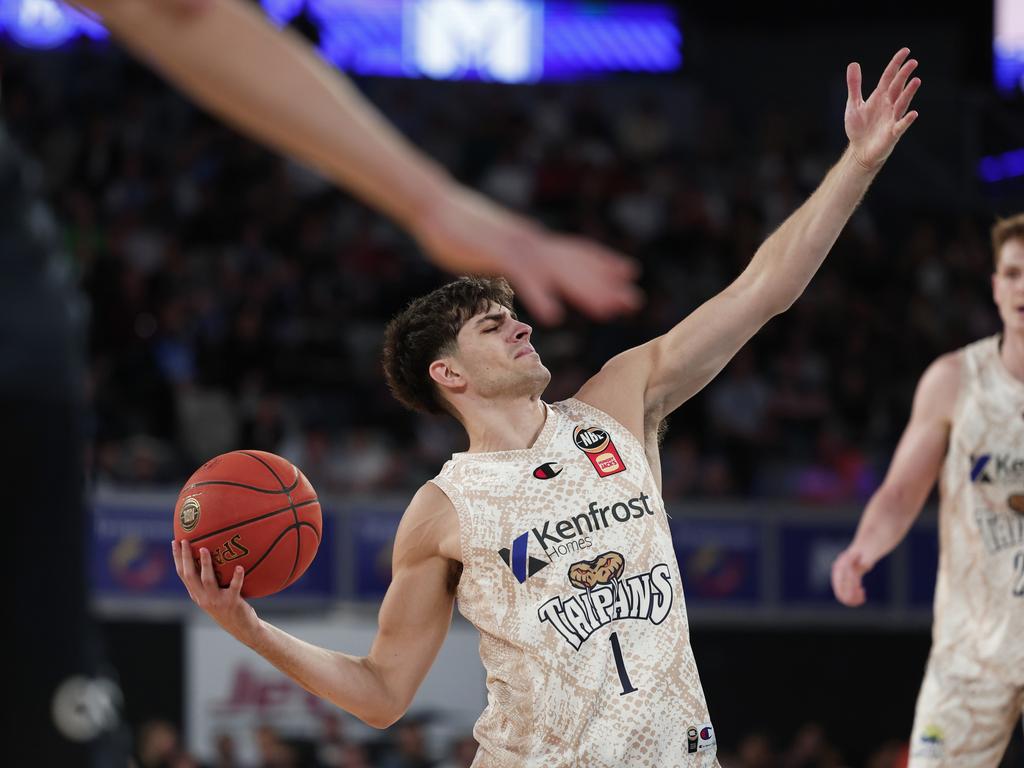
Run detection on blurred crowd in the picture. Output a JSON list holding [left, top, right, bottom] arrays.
[[134, 716, 1024, 768], [4, 45, 1004, 503]]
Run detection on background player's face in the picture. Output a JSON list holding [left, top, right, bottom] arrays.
[[992, 237, 1024, 333], [450, 303, 551, 400]]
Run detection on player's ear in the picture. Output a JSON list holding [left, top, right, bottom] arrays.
[[429, 357, 466, 396]]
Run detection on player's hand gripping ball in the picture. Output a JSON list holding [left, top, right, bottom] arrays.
[[173, 451, 321, 597]]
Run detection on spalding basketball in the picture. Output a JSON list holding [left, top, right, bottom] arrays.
[[173, 450, 321, 598]]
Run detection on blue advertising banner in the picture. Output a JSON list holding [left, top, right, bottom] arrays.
[[351, 510, 402, 598], [671, 519, 761, 604], [91, 502, 336, 599], [780, 523, 890, 605]]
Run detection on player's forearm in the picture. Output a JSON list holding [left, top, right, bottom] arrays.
[[245, 619, 398, 728], [75, 0, 451, 230], [849, 486, 923, 568], [743, 147, 878, 313]]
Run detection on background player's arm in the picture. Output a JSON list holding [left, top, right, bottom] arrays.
[[172, 483, 458, 728], [72, 0, 640, 324], [831, 353, 960, 606], [577, 49, 920, 440]]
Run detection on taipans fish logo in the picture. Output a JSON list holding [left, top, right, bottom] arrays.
[[1008, 493, 1024, 514], [533, 462, 562, 480]]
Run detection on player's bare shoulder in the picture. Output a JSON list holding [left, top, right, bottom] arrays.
[[573, 343, 655, 444], [397, 482, 462, 566]]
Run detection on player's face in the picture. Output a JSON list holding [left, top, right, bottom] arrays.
[[992, 237, 1024, 333], [452, 303, 551, 399]]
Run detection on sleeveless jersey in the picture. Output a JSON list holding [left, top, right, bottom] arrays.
[[933, 335, 1024, 683], [430, 398, 717, 768]]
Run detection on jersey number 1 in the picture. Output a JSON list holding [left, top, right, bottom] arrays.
[[609, 632, 638, 695]]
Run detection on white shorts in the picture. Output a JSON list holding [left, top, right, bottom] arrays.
[[908, 654, 1024, 768]]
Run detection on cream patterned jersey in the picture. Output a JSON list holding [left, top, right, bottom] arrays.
[[431, 398, 718, 768], [933, 335, 1024, 683]]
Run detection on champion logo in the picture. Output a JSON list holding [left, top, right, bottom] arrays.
[[533, 462, 562, 480], [497, 532, 549, 584]]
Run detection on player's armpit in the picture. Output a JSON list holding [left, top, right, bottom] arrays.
[[362, 484, 459, 728]]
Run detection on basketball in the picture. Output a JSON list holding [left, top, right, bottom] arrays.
[[173, 451, 321, 598]]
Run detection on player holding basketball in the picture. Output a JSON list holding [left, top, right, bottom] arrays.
[[174, 50, 921, 765], [831, 213, 1024, 768]]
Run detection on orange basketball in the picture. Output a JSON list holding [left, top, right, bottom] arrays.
[[173, 450, 321, 598]]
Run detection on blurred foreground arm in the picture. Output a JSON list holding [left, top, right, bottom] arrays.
[[73, 0, 642, 323]]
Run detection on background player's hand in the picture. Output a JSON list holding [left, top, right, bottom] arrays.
[[411, 187, 643, 324], [172, 540, 261, 642], [831, 547, 872, 606], [844, 47, 921, 171]]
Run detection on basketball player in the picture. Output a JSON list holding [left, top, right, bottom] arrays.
[[173, 49, 921, 765], [831, 213, 1024, 767], [73, 0, 641, 324]]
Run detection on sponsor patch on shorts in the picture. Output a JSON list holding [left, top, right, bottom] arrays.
[[911, 724, 945, 760], [687, 722, 716, 754]]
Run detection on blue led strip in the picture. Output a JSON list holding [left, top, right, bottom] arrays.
[[993, 42, 1024, 97], [978, 148, 1024, 183], [1, 0, 681, 82]]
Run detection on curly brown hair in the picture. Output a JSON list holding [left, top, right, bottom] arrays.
[[381, 277, 515, 414], [991, 212, 1024, 269]]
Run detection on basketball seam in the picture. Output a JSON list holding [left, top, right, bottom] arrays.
[[185, 478, 299, 494], [187, 498, 319, 545], [242, 520, 319, 582], [240, 451, 304, 591]]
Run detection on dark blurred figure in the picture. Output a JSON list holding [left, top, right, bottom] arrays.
[[734, 731, 779, 768], [781, 722, 844, 768], [5, 125, 129, 765], [317, 713, 349, 767], [135, 719, 201, 768], [437, 734, 478, 768], [255, 723, 299, 768], [211, 731, 240, 768], [379, 718, 435, 768], [864, 739, 908, 768]]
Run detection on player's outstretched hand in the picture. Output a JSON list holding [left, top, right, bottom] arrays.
[[172, 540, 260, 641], [831, 547, 871, 607], [845, 47, 921, 172], [411, 187, 644, 325]]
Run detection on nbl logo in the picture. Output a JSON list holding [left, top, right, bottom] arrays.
[[573, 425, 626, 478], [497, 532, 549, 584]]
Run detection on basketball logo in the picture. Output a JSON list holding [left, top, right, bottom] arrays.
[[179, 497, 201, 532], [573, 425, 626, 477]]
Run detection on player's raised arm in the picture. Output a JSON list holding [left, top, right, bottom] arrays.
[[831, 353, 959, 606], [171, 483, 459, 728], [71, 0, 641, 324], [579, 48, 921, 431]]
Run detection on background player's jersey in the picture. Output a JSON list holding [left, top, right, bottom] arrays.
[[431, 398, 717, 768], [934, 335, 1024, 684]]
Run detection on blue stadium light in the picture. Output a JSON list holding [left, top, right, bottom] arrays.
[[0, 0, 106, 49], [977, 148, 1024, 183], [1, 0, 681, 82]]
